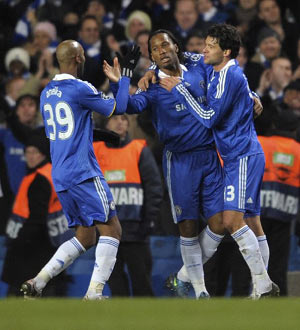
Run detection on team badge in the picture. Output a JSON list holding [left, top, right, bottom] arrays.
[[110, 201, 116, 210], [175, 205, 182, 216]]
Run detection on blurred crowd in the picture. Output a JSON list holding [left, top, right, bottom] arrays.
[[0, 0, 300, 297]]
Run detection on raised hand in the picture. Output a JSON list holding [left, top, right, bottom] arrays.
[[103, 57, 121, 83], [117, 45, 141, 78]]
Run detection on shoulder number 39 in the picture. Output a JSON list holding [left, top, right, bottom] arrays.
[[44, 102, 74, 140]]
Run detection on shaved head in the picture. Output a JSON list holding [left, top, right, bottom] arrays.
[[56, 40, 85, 77], [56, 40, 83, 65]]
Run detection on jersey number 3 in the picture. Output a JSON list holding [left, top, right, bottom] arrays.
[[44, 102, 74, 141]]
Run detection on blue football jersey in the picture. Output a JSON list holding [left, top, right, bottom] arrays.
[[173, 59, 263, 161], [40, 73, 130, 191], [112, 65, 214, 152]]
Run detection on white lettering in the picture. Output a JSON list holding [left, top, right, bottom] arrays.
[[46, 86, 62, 98], [109, 187, 144, 205], [261, 190, 298, 215]]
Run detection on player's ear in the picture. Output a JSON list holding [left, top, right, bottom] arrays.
[[224, 49, 231, 57], [174, 44, 179, 53]]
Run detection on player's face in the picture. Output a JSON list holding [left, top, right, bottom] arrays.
[[150, 33, 179, 70], [25, 146, 46, 169], [203, 36, 225, 66]]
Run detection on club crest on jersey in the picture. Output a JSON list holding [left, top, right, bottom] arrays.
[[46, 86, 62, 98], [190, 54, 202, 61], [199, 80, 205, 89], [110, 201, 116, 210]]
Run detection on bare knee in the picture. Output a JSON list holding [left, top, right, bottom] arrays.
[[178, 220, 198, 237], [207, 212, 225, 235], [75, 226, 97, 249], [96, 216, 122, 241], [222, 211, 245, 234]]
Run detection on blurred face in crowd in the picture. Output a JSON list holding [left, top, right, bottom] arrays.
[[16, 97, 38, 126], [284, 89, 300, 111], [6, 77, 26, 100], [175, 0, 198, 31], [79, 18, 99, 45], [86, 1, 106, 19], [128, 19, 147, 40], [9, 60, 27, 77], [106, 115, 129, 138], [271, 58, 292, 87], [33, 31, 51, 51], [150, 33, 179, 71], [136, 32, 150, 58], [25, 146, 46, 169], [185, 36, 205, 54], [259, 36, 281, 60], [197, 0, 213, 14], [236, 46, 248, 68], [239, 0, 257, 10], [259, 0, 281, 24]]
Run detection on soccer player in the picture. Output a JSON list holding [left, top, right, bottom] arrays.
[[20, 40, 140, 299], [164, 24, 279, 298], [103, 30, 225, 299]]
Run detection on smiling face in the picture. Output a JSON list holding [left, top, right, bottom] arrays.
[[149, 33, 180, 71]]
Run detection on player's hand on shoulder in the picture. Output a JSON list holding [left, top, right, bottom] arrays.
[[138, 70, 156, 91], [159, 77, 181, 92]]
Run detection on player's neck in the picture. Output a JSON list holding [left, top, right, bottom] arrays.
[[213, 58, 230, 72], [160, 62, 182, 77], [59, 65, 78, 78]]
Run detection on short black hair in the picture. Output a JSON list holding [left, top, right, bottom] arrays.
[[16, 94, 39, 110], [79, 15, 99, 30], [206, 23, 241, 59], [148, 29, 184, 63]]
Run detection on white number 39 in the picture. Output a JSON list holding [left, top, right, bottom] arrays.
[[44, 102, 74, 141]]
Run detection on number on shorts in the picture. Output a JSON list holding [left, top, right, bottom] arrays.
[[225, 185, 235, 202]]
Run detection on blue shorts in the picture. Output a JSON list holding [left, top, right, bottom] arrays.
[[223, 153, 265, 217], [57, 175, 117, 227], [162, 148, 224, 223]]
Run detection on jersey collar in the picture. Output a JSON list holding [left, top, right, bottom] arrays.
[[158, 64, 187, 79], [53, 73, 76, 80]]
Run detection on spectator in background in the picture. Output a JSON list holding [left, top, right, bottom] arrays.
[[197, 0, 228, 24], [78, 15, 106, 88], [84, 0, 114, 30], [236, 45, 263, 91], [247, 0, 299, 62], [279, 80, 300, 117], [0, 78, 26, 119], [124, 10, 152, 45], [256, 56, 292, 102], [0, 94, 40, 197], [292, 37, 300, 82], [227, 0, 258, 37], [94, 114, 162, 296], [4, 47, 30, 80], [250, 27, 282, 70], [134, 30, 152, 81], [170, 0, 210, 47], [60, 12, 80, 41], [185, 30, 206, 53], [1, 129, 71, 297], [259, 110, 300, 295]]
